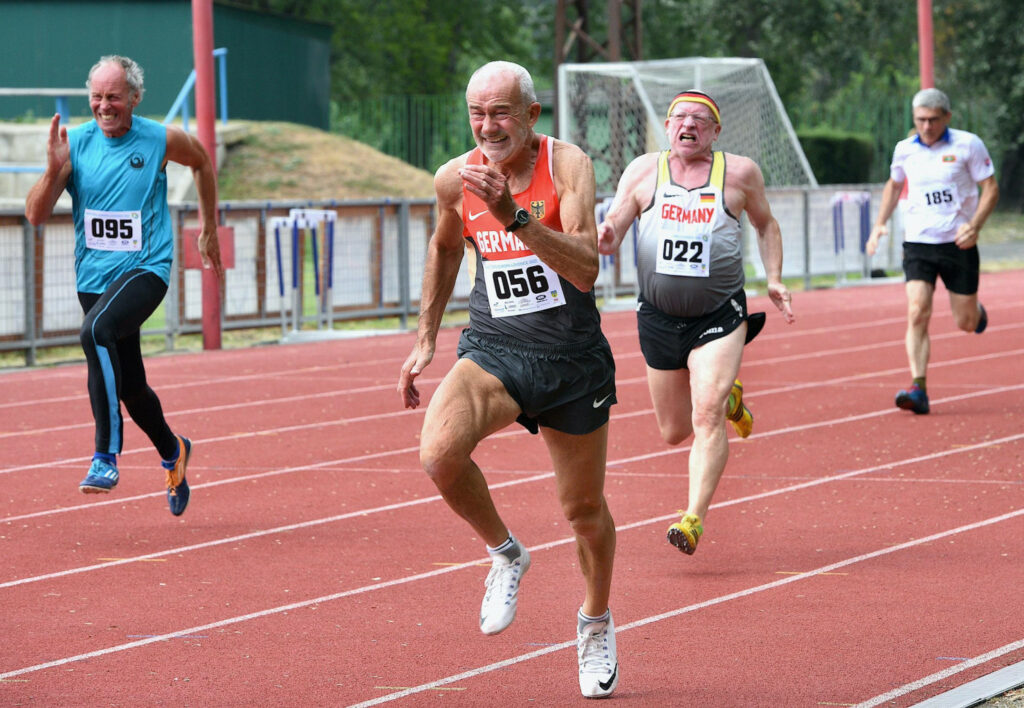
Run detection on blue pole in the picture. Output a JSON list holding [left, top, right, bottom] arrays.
[[274, 227, 284, 298], [311, 226, 321, 297]]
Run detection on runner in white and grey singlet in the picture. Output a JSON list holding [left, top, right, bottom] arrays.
[[636, 150, 743, 318]]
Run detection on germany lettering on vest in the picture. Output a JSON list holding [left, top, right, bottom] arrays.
[[660, 203, 715, 225], [473, 229, 527, 255]]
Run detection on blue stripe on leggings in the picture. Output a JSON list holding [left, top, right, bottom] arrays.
[[90, 272, 149, 454], [94, 344, 120, 453]]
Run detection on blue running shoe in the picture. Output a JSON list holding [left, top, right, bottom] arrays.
[[895, 384, 930, 414], [975, 303, 988, 334], [164, 435, 192, 516], [80, 457, 119, 493]]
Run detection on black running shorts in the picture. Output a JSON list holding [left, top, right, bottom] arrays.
[[902, 241, 980, 295], [637, 288, 763, 371], [457, 328, 616, 435]]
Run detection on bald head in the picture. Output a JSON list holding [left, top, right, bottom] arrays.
[[467, 61, 537, 106]]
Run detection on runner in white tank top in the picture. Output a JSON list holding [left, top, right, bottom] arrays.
[[597, 89, 795, 556]]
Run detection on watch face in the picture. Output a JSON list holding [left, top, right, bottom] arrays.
[[508, 208, 529, 231]]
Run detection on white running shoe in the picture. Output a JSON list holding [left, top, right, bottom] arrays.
[[479, 543, 530, 635], [577, 609, 619, 698]]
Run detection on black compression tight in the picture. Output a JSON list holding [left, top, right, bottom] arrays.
[[78, 269, 177, 460]]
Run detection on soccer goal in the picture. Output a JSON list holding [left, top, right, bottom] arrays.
[[557, 57, 818, 194]]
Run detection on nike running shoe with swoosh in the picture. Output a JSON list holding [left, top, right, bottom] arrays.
[[577, 609, 619, 698], [480, 543, 530, 635]]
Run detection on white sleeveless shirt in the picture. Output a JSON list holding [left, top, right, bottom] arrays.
[[636, 151, 744, 317]]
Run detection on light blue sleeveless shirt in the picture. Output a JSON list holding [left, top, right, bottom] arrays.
[[67, 116, 172, 293]]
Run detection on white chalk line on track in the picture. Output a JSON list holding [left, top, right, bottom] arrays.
[[2, 427, 1022, 686], [853, 638, 1024, 707], [5, 499, 1020, 700], [346, 507, 1024, 707], [4, 338, 1023, 475], [4, 311, 1020, 414], [349, 509, 1024, 707], [4, 375, 1023, 527]]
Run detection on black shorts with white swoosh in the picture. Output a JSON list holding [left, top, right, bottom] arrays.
[[457, 328, 616, 435]]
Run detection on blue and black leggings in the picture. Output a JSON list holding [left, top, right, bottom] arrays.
[[78, 269, 177, 460]]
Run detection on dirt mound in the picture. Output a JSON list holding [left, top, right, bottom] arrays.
[[217, 121, 437, 201]]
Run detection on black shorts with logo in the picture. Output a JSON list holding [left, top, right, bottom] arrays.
[[637, 288, 764, 371], [903, 241, 979, 295], [457, 328, 616, 435]]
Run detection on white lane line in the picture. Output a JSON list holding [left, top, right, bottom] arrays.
[[4, 428, 1022, 595], [854, 640, 1024, 707], [348, 507, 1024, 707], [3, 377, 1022, 527], [3, 500, 1020, 687], [4, 343, 1023, 479]]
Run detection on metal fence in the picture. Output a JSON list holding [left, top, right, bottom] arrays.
[[0, 186, 899, 366]]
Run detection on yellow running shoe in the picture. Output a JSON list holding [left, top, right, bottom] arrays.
[[667, 512, 703, 555], [727, 379, 753, 438]]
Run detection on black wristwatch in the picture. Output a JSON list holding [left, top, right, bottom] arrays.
[[506, 207, 530, 232]]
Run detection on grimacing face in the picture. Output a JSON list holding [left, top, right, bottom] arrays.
[[88, 62, 140, 138], [664, 102, 721, 156]]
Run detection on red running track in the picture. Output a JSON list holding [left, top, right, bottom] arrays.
[[2, 270, 1023, 706]]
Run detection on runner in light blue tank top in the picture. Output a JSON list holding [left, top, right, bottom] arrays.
[[24, 55, 223, 516], [68, 115, 174, 292]]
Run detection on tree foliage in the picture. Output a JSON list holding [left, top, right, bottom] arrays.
[[940, 0, 1024, 208], [226, 0, 1024, 204], [224, 0, 553, 100]]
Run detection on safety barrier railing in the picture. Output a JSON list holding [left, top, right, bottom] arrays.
[[0, 88, 91, 175], [163, 47, 230, 132], [0, 185, 902, 366], [0, 49, 228, 177]]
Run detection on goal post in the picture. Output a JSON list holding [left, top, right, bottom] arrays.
[[557, 57, 818, 194]]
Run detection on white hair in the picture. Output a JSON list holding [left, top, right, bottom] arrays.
[[467, 61, 537, 105], [87, 55, 145, 101], [912, 88, 950, 114]]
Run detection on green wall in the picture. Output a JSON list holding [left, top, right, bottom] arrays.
[[0, 0, 330, 129]]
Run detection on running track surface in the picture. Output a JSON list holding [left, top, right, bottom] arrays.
[[2, 270, 1022, 707]]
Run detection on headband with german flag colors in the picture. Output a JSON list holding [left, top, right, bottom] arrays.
[[667, 90, 721, 124]]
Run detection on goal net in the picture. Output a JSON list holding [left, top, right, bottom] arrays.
[[557, 57, 818, 194]]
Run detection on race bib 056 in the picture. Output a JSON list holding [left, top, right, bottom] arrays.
[[482, 254, 564, 318]]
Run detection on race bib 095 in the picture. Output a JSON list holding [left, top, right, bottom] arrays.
[[84, 208, 142, 252]]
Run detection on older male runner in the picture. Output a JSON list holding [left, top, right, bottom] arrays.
[[598, 89, 795, 556], [398, 61, 619, 698], [25, 55, 222, 515], [866, 87, 998, 415]]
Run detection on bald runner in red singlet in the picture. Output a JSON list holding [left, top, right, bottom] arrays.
[[398, 61, 619, 698]]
